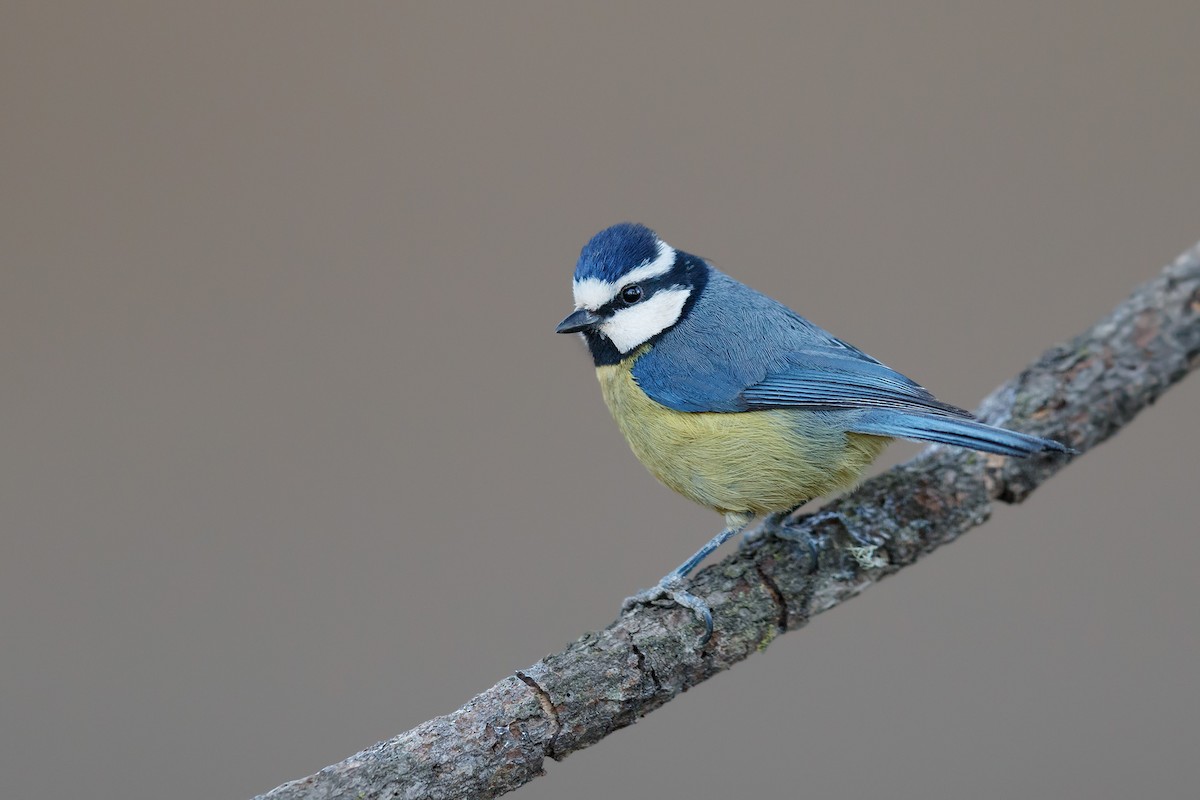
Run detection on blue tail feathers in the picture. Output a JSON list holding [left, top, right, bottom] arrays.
[[851, 410, 1076, 457]]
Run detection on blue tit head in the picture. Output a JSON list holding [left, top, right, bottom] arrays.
[[555, 223, 708, 365]]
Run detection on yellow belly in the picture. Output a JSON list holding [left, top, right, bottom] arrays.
[[597, 357, 890, 515]]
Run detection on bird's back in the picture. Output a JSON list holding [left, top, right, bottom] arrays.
[[633, 267, 915, 411]]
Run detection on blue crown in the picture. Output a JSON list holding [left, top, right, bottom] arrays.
[[574, 223, 660, 283]]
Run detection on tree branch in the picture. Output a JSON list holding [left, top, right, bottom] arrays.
[[255, 243, 1200, 800]]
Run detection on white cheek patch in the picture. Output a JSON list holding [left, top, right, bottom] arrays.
[[572, 240, 677, 310], [600, 287, 691, 352]]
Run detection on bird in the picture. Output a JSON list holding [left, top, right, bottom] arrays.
[[556, 222, 1074, 644]]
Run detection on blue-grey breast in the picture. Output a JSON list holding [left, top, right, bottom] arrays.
[[556, 223, 1073, 643]]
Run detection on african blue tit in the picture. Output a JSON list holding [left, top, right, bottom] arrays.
[[556, 223, 1073, 643]]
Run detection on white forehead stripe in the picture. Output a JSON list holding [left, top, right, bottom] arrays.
[[572, 240, 677, 310], [600, 287, 691, 353]]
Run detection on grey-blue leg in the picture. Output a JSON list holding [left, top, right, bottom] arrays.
[[622, 512, 753, 645], [740, 508, 789, 547]]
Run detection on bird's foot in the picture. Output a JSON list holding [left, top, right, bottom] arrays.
[[805, 509, 887, 548], [622, 574, 714, 645], [800, 510, 889, 571], [761, 518, 827, 572], [623, 517, 750, 646], [741, 510, 786, 546], [740, 506, 827, 570], [747, 507, 887, 572]]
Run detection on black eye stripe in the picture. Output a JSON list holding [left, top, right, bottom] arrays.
[[595, 278, 688, 316]]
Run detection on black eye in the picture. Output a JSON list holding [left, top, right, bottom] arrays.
[[620, 284, 643, 304]]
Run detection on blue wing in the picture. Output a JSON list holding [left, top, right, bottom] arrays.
[[633, 269, 964, 417], [632, 269, 1073, 456], [738, 348, 971, 418]]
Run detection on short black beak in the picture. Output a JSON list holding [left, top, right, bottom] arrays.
[[555, 308, 601, 334]]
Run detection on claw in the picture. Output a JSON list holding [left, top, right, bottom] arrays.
[[622, 576, 714, 644], [672, 587, 714, 644], [621, 574, 682, 611], [759, 517, 828, 573], [621, 513, 752, 647], [807, 510, 886, 548]]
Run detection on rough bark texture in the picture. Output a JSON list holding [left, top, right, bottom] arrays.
[[255, 243, 1200, 800]]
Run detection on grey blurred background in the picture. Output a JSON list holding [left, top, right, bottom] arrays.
[[3, 3, 1198, 799]]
